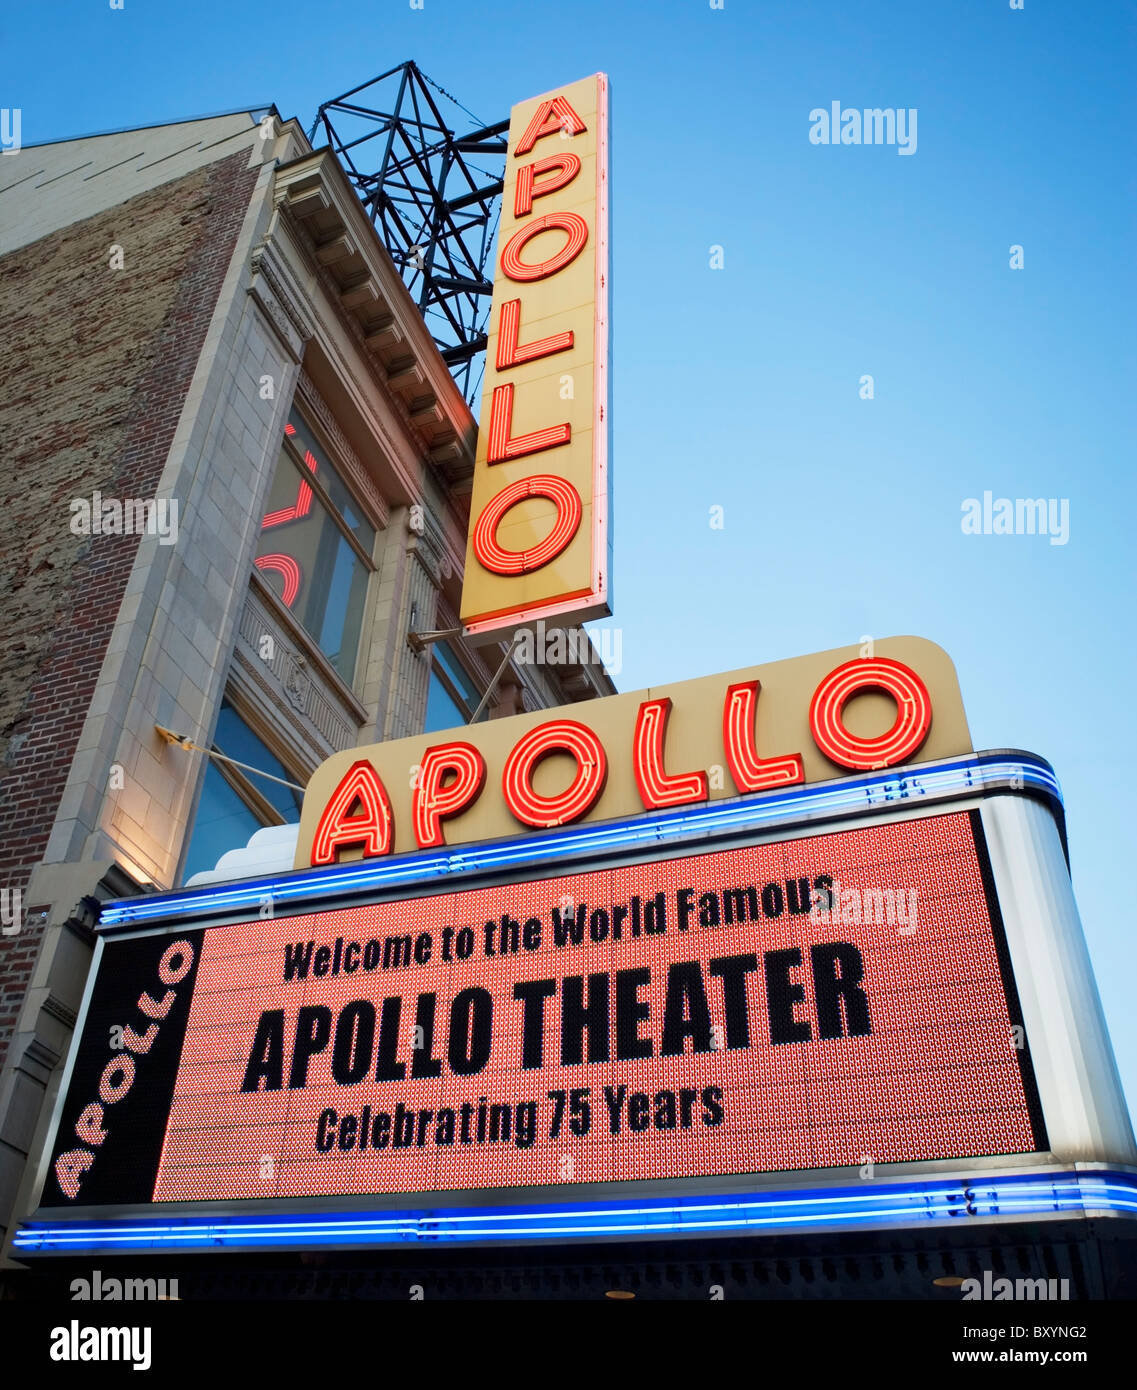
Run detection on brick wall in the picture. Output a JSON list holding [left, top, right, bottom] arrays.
[[0, 149, 259, 1074]]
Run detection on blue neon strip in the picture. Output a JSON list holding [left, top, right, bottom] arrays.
[[97, 753, 1061, 928], [12, 1170, 1129, 1255]]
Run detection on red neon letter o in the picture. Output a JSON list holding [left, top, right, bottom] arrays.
[[808, 658, 933, 770], [502, 720, 608, 828], [99, 1055, 136, 1105], [158, 940, 195, 985], [500, 212, 589, 282], [472, 475, 582, 576]]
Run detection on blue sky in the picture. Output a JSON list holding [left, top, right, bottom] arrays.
[[4, 2, 1136, 1115]]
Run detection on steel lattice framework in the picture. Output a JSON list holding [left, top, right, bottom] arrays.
[[310, 62, 508, 406]]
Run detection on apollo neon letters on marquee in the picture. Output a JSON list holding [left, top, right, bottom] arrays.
[[304, 641, 952, 868], [460, 74, 611, 638], [28, 630, 1137, 1246]]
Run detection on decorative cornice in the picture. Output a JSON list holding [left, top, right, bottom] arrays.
[[420, 475, 468, 590], [271, 151, 476, 487], [19, 1035, 63, 1079], [407, 507, 453, 591], [42, 995, 78, 1030], [248, 241, 315, 361]]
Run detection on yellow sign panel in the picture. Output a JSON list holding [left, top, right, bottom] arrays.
[[296, 638, 971, 867], [461, 73, 610, 640]]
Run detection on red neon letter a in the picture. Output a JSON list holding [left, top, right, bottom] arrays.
[[310, 760, 394, 866], [515, 96, 587, 155]]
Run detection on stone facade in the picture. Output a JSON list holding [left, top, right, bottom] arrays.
[[0, 107, 615, 1259], [0, 148, 262, 1066]]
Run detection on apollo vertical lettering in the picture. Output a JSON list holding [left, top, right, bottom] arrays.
[[461, 74, 611, 638]]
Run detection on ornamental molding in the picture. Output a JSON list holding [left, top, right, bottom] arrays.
[[42, 994, 78, 1031], [406, 504, 456, 592], [248, 242, 314, 360], [235, 583, 362, 758]]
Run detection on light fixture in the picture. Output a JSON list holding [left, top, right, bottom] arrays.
[[406, 626, 462, 654], [154, 725, 306, 795], [13, 1171, 1136, 1256]]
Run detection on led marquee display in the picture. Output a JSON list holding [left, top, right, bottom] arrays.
[[45, 810, 1043, 1208]]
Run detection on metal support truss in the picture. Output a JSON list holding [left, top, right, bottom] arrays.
[[310, 62, 507, 405]]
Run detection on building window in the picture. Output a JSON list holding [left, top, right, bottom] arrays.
[[254, 409, 376, 686], [425, 641, 488, 731], [181, 699, 303, 884]]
